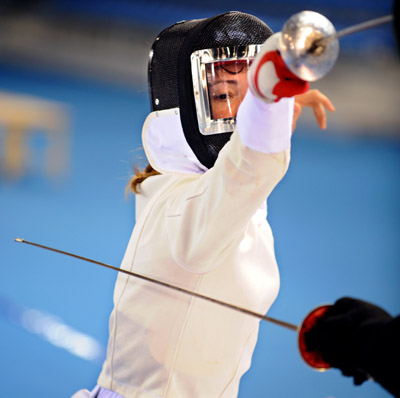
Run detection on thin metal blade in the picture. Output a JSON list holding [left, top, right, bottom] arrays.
[[314, 14, 394, 48], [15, 238, 299, 332]]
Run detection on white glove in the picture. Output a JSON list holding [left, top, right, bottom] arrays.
[[248, 33, 309, 103]]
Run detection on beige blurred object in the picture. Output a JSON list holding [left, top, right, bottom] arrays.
[[0, 91, 69, 177]]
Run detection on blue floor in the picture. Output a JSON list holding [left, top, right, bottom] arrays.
[[0, 64, 399, 397]]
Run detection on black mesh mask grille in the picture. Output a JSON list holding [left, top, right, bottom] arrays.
[[149, 19, 199, 111], [148, 12, 273, 169]]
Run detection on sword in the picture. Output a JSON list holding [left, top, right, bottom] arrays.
[[15, 237, 334, 370], [313, 14, 394, 48], [15, 237, 298, 332]]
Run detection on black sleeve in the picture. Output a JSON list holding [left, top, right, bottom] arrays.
[[357, 315, 400, 397]]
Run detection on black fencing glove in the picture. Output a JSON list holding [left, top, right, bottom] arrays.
[[304, 297, 393, 388]]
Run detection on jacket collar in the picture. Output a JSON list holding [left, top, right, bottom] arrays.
[[142, 108, 208, 175]]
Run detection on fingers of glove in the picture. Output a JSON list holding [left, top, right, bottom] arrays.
[[273, 78, 309, 101], [339, 366, 369, 385], [248, 33, 280, 102], [333, 297, 392, 323], [353, 370, 370, 385], [249, 32, 309, 102], [251, 51, 308, 101], [269, 49, 310, 98], [250, 58, 279, 102]]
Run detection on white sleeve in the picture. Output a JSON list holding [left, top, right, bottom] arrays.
[[165, 132, 290, 273], [236, 89, 294, 154]]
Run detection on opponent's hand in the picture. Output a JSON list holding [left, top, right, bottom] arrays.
[[248, 33, 309, 103], [304, 297, 392, 386], [292, 89, 335, 131]]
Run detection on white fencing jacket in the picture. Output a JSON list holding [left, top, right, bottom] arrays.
[[97, 91, 294, 398]]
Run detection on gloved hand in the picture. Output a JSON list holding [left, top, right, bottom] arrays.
[[304, 297, 393, 386], [248, 33, 309, 103]]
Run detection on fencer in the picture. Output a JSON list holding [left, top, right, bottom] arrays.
[[73, 11, 334, 398]]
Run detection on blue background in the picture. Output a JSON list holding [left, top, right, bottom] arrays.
[[0, 0, 399, 397]]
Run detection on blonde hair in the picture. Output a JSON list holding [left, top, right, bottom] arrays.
[[127, 164, 160, 194]]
